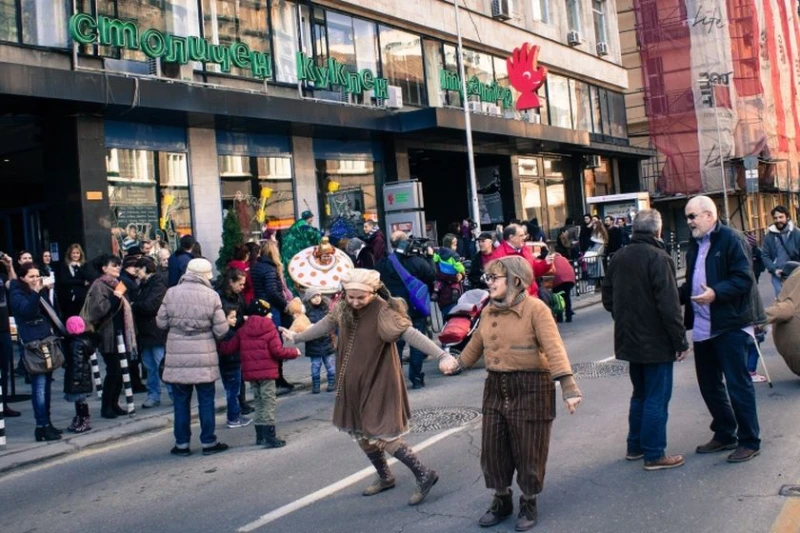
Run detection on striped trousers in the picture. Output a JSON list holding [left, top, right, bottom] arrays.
[[481, 371, 555, 496]]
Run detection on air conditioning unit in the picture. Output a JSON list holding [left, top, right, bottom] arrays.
[[567, 31, 582, 46], [386, 85, 404, 109], [491, 0, 512, 21], [363, 90, 385, 106], [147, 57, 161, 77], [468, 101, 483, 113], [586, 155, 602, 168], [523, 111, 541, 124], [596, 41, 609, 56], [161, 61, 194, 81], [488, 104, 502, 116]]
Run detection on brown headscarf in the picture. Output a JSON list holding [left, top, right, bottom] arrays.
[[487, 256, 533, 309]]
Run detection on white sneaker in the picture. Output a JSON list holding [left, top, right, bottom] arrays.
[[227, 416, 253, 428]]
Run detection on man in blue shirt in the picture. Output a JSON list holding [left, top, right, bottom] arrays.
[[680, 195, 760, 463]]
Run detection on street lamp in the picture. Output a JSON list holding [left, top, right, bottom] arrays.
[[453, 0, 482, 231]]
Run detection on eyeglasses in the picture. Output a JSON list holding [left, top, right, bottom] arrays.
[[481, 274, 507, 283], [686, 211, 709, 221]]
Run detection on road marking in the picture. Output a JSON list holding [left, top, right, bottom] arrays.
[[237, 425, 469, 532], [596, 356, 615, 363]]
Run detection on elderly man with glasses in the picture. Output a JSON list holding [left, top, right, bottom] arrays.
[[679, 195, 761, 463]]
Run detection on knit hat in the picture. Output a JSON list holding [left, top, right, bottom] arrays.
[[301, 210, 314, 220], [341, 268, 381, 293], [125, 246, 143, 258], [186, 258, 213, 280], [782, 261, 800, 279], [246, 298, 271, 317], [345, 237, 365, 255], [477, 232, 494, 242], [66, 316, 86, 336], [302, 287, 324, 303]]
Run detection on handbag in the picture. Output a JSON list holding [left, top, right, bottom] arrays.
[[388, 254, 431, 316], [22, 336, 65, 375]]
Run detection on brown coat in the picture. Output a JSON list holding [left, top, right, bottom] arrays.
[[765, 269, 800, 376], [81, 279, 123, 355], [294, 297, 442, 440], [459, 295, 580, 398]]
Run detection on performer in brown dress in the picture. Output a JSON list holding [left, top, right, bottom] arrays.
[[282, 269, 456, 506], [440, 256, 582, 531]]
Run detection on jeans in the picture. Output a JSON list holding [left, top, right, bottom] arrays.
[[746, 336, 760, 374], [220, 367, 242, 422], [30, 372, 53, 426], [771, 274, 783, 299], [310, 355, 335, 381], [140, 345, 166, 403], [694, 330, 761, 450], [252, 380, 277, 425], [171, 382, 217, 448], [627, 362, 674, 461], [0, 330, 12, 402], [396, 316, 429, 385]]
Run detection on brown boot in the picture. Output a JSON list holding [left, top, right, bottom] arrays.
[[515, 496, 538, 532], [362, 450, 396, 496], [643, 454, 685, 471], [478, 491, 513, 527], [390, 443, 439, 506]]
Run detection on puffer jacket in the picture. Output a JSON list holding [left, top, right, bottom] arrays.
[[64, 334, 96, 394], [304, 304, 334, 358], [251, 256, 288, 313], [219, 314, 298, 381], [132, 273, 168, 348], [157, 272, 229, 384]]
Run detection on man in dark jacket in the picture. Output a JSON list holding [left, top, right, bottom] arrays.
[[467, 232, 496, 289], [375, 231, 435, 389], [131, 257, 169, 408], [761, 205, 800, 298], [363, 220, 387, 263], [679, 195, 760, 463], [602, 209, 688, 471], [168, 235, 196, 288]]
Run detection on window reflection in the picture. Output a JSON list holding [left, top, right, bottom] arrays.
[[379, 25, 425, 106], [0, 0, 16, 42], [548, 74, 572, 129], [21, 0, 70, 47], [202, 0, 269, 77], [316, 159, 378, 229], [570, 79, 593, 132], [272, 0, 312, 83]]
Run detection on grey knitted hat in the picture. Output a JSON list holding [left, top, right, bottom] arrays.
[[302, 286, 324, 303]]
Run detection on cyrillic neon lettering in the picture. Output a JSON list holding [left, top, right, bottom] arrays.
[[187, 36, 209, 62], [250, 51, 271, 78], [68, 13, 97, 45], [208, 44, 231, 72], [361, 69, 374, 90], [97, 16, 138, 49], [164, 35, 187, 64], [373, 78, 389, 99], [141, 29, 167, 58], [230, 42, 251, 69]]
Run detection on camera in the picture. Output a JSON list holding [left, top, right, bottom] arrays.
[[395, 237, 432, 257]]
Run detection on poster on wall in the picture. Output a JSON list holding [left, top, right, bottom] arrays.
[[476, 166, 504, 225]]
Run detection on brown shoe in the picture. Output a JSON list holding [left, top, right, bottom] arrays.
[[478, 491, 513, 527], [408, 470, 439, 506], [515, 496, 538, 531], [643, 454, 685, 471], [727, 447, 760, 463], [362, 476, 396, 496], [696, 439, 737, 454]]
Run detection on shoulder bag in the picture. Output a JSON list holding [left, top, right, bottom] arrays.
[[388, 254, 431, 317], [21, 297, 66, 375]]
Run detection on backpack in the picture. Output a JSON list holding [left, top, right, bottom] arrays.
[[388, 254, 431, 317]]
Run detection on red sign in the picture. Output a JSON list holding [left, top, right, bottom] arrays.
[[507, 43, 548, 111]]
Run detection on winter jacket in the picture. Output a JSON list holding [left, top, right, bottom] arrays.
[[216, 288, 246, 370], [375, 252, 436, 320], [119, 271, 138, 301], [489, 240, 552, 297], [304, 303, 335, 358], [552, 255, 576, 287], [9, 280, 52, 343], [81, 280, 124, 355], [602, 234, 689, 364], [761, 221, 800, 274], [679, 222, 753, 334], [227, 259, 255, 304], [167, 249, 194, 287], [364, 229, 387, 263], [57, 262, 89, 318], [132, 273, 168, 348], [64, 334, 96, 395], [156, 272, 229, 384], [251, 256, 288, 313], [765, 268, 800, 376], [467, 251, 494, 289], [433, 248, 465, 275], [219, 314, 298, 381]]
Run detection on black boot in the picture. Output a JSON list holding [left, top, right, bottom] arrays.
[[34, 426, 61, 442], [362, 450, 396, 496], [255, 425, 266, 446], [311, 376, 321, 394], [478, 490, 514, 527], [391, 442, 439, 505], [263, 425, 286, 449], [100, 377, 118, 419], [240, 400, 254, 415], [110, 377, 127, 415], [515, 496, 538, 531]]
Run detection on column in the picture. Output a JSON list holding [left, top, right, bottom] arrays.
[[291, 136, 319, 218], [187, 127, 222, 272]]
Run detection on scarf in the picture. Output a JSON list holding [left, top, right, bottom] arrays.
[[99, 275, 138, 357], [490, 290, 527, 310]]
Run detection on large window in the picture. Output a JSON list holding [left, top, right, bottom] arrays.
[[271, 0, 311, 83], [379, 25, 425, 106], [0, 0, 16, 42], [106, 148, 192, 257], [570, 79, 593, 132], [606, 90, 628, 138], [316, 159, 379, 229], [592, 0, 608, 44], [516, 157, 568, 239], [566, 0, 582, 33], [532, 0, 549, 23], [547, 74, 572, 129], [202, 0, 269, 77], [21, 0, 70, 47], [219, 155, 295, 234]]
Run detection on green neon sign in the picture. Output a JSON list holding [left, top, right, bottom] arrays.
[[295, 52, 389, 99], [439, 69, 513, 109], [68, 13, 272, 79]]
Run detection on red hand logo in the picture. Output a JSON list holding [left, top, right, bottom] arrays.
[[507, 43, 548, 111], [387, 193, 395, 205]]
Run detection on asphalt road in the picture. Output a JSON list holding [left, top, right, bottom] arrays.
[[1, 280, 799, 533]]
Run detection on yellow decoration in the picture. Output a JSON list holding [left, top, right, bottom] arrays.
[[159, 217, 167, 230], [327, 180, 340, 193], [260, 187, 273, 199], [162, 194, 175, 207], [256, 209, 266, 223]]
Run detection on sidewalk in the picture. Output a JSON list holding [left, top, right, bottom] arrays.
[[0, 355, 314, 474], [0, 288, 616, 474]]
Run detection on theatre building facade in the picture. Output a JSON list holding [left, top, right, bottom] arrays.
[[0, 0, 649, 260]]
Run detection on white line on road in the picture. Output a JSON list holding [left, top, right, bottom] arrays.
[[596, 356, 615, 363], [237, 425, 469, 532]]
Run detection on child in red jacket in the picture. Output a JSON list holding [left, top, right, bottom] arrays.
[[219, 299, 299, 449]]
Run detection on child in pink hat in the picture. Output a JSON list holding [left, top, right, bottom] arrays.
[[64, 316, 97, 433]]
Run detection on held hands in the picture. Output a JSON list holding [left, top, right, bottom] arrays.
[[676, 348, 692, 362], [564, 397, 581, 415], [279, 327, 296, 343], [690, 284, 716, 305], [438, 354, 460, 375]]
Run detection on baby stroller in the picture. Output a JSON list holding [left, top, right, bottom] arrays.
[[438, 289, 490, 373]]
